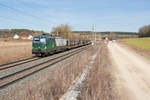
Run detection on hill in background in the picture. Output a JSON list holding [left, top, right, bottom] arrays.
[[0, 29, 137, 39]]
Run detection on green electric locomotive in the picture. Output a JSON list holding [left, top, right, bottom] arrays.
[[32, 35, 91, 57], [32, 35, 67, 56]]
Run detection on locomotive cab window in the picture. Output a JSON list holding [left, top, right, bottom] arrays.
[[40, 38, 46, 43], [33, 38, 40, 43]]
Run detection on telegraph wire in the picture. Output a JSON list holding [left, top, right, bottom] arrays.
[[0, 3, 51, 25], [0, 3, 100, 31], [0, 15, 35, 29]]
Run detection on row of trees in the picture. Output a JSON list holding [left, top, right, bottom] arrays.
[[139, 25, 150, 37], [51, 24, 96, 39]]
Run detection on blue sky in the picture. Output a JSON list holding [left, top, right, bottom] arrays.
[[0, 0, 150, 32]]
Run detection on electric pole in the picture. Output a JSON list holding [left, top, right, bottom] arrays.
[[57, 31, 58, 36], [94, 24, 96, 43], [92, 24, 96, 43]]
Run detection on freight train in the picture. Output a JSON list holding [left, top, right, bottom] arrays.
[[32, 35, 91, 56]]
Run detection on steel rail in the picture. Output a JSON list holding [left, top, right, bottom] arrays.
[[0, 57, 40, 71], [0, 46, 90, 89]]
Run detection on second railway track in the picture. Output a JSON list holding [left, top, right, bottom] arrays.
[[0, 45, 90, 90], [0, 57, 40, 70]]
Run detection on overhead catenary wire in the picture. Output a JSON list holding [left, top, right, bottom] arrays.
[[0, 3, 51, 25], [0, 15, 33, 29], [0, 2, 99, 32]]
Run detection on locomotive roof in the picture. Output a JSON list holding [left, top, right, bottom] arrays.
[[34, 35, 68, 40], [34, 35, 54, 38]]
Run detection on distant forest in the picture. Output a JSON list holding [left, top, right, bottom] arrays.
[[0, 29, 137, 38], [72, 31, 137, 35], [99, 32, 137, 35], [0, 29, 45, 38]]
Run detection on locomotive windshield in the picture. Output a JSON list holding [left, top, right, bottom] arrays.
[[40, 38, 46, 43], [33, 37, 46, 43]]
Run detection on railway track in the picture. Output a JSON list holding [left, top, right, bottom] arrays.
[[0, 45, 90, 90], [0, 57, 39, 70]]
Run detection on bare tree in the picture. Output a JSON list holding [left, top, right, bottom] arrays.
[[52, 24, 72, 38], [139, 25, 150, 37]]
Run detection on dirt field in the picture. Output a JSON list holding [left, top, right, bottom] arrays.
[[109, 41, 150, 100], [0, 41, 33, 64]]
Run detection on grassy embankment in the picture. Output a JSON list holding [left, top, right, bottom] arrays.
[[123, 38, 150, 51]]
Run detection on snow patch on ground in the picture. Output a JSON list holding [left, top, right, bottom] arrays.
[[59, 50, 99, 100]]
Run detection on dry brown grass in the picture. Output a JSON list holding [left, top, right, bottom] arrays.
[[0, 41, 32, 64], [0, 45, 98, 100], [78, 43, 120, 100]]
